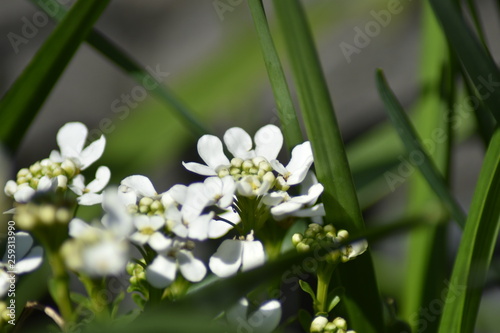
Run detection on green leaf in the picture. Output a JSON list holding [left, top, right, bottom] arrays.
[[0, 0, 111, 151], [247, 0, 303, 150], [272, 1, 385, 331], [299, 279, 317, 303], [375, 68, 467, 228], [298, 309, 313, 332], [326, 286, 343, 313], [429, 0, 500, 124], [438, 128, 500, 332]]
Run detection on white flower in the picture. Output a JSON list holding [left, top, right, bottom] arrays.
[[101, 187, 134, 238], [6, 176, 56, 203], [0, 232, 43, 298], [63, 218, 129, 277], [341, 239, 368, 262], [49, 122, 106, 171], [166, 182, 214, 241], [182, 125, 283, 177], [209, 231, 265, 278], [271, 141, 313, 186], [226, 298, 281, 333], [70, 166, 111, 205], [208, 210, 241, 239], [201, 176, 236, 209], [145, 238, 206, 289], [129, 215, 170, 251], [264, 172, 325, 220]]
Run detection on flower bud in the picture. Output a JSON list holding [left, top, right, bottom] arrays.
[[4, 180, 17, 197], [242, 160, 254, 170], [17, 168, 30, 178], [296, 242, 310, 253], [332, 317, 347, 330], [291, 233, 303, 246], [61, 159, 77, 178], [262, 171, 275, 184], [310, 316, 328, 333], [231, 157, 243, 168], [39, 205, 56, 225]]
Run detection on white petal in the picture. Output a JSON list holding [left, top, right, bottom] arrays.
[[219, 177, 236, 208], [292, 204, 326, 218], [149, 215, 165, 230], [223, 127, 253, 159], [49, 150, 63, 163], [197, 135, 230, 170], [187, 213, 213, 241], [0, 271, 9, 298], [270, 160, 287, 175], [290, 183, 324, 206], [70, 175, 85, 195], [254, 125, 283, 161], [57, 122, 87, 159], [271, 201, 303, 217], [209, 239, 243, 278], [148, 233, 172, 252], [77, 193, 102, 206], [146, 255, 177, 288], [248, 300, 282, 333], [226, 298, 249, 328], [262, 192, 287, 207], [82, 240, 127, 276], [286, 141, 314, 185], [241, 240, 265, 272], [129, 232, 150, 245], [37, 176, 54, 192], [14, 186, 35, 203], [166, 184, 188, 205], [68, 218, 92, 238], [86, 166, 111, 193], [121, 175, 157, 197], [209, 211, 240, 239], [79, 135, 106, 170], [182, 162, 217, 176], [182, 183, 210, 220], [177, 250, 206, 282], [203, 177, 222, 200], [15, 246, 43, 273]]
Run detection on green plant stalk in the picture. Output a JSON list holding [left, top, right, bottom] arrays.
[[402, 4, 452, 330], [438, 128, 500, 332], [0, 0, 111, 151], [80, 276, 111, 322], [46, 249, 74, 329], [375, 69, 467, 228], [316, 262, 336, 315], [272, 1, 384, 331], [246, 0, 303, 149]]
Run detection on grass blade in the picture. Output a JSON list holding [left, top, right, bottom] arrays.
[[272, 1, 385, 331], [429, 0, 500, 124], [0, 0, 111, 151], [247, 0, 303, 149], [30, 0, 210, 138], [375, 69, 467, 228], [438, 128, 500, 333]]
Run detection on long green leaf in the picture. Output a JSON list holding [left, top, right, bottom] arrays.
[[30, 0, 209, 138], [429, 0, 500, 124], [272, 1, 385, 331], [247, 0, 303, 149], [0, 0, 111, 151], [402, 5, 452, 332], [375, 69, 467, 228], [438, 128, 500, 333]]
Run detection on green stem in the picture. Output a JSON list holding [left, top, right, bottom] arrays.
[[316, 262, 336, 314], [46, 250, 74, 330], [80, 276, 111, 322]]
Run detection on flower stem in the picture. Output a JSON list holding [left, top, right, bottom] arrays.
[[316, 262, 336, 314], [80, 276, 111, 322], [46, 249, 74, 330]]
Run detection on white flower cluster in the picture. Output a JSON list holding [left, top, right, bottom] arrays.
[[4, 122, 109, 206]]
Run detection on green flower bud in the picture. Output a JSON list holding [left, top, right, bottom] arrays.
[[310, 316, 328, 333], [61, 159, 77, 178], [296, 242, 310, 253], [29, 162, 42, 175], [291, 233, 303, 246], [17, 168, 30, 178], [332, 317, 347, 330], [231, 158, 243, 168]]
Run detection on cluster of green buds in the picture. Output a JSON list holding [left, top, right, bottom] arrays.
[[218, 157, 279, 196], [4, 158, 78, 199], [126, 260, 149, 307], [13, 202, 73, 231], [292, 224, 368, 263], [126, 195, 166, 216], [310, 316, 356, 333]]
